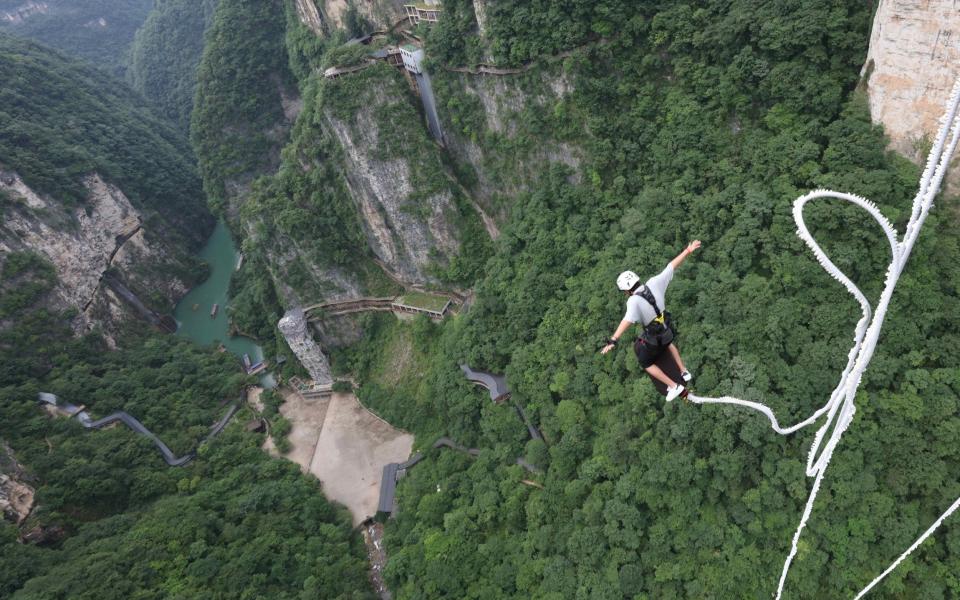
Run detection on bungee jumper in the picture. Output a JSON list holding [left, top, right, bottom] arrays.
[[600, 240, 701, 401]]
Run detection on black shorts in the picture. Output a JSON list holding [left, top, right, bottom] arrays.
[[634, 337, 668, 369]]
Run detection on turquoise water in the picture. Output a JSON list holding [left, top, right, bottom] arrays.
[[174, 221, 273, 387]]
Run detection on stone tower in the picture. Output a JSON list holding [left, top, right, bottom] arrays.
[[278, 307, 332, 386]]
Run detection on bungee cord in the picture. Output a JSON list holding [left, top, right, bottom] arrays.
[[686, 77, 960, 599]]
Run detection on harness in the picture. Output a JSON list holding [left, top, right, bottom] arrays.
[[634, 285, 675, 346]]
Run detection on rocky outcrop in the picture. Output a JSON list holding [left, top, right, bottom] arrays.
[[0, 171, 192, 339], [472, 0, 488, 38], [315, 0, 406, 33], [0, 442, 34, 526], [437, 69, 583, 221], [0, 1, 49, 24], [294, 0, 325, 35], [324, 90, 462, 286], [863, 0, 960, 188]]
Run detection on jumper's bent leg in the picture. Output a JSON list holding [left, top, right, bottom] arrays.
[[644, 364, 678, 388], [667, 343, 686, 372]]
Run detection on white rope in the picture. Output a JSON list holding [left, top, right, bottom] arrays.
[[686, 77, 960, 598]]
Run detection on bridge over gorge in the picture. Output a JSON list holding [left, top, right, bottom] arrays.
[[279, 294, 456, 394]]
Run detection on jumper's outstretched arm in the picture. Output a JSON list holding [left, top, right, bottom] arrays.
[[600, 319, 633, 354], [669, 239, 701, 270]]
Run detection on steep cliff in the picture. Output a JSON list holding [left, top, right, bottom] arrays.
[[322, 65, 465, 285], [0, 172, 196, 339], [191, 0, 297, 217], [434, 64, 585, 221], [297, 0, 406, 35], [0, 35, 212, 337], [129, 0, 219, 130], [863, 0, 960, 187], [0, 442, 33, 526]]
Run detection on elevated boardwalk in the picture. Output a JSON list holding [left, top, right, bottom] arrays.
[[304, 295, 452, 321], [37, 392, 241, 467], [460, 364, 510, 403]]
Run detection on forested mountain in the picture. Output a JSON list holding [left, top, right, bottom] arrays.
[[0, 33, 213, 338], [0, 260, 370, 597], [0, 0, 152, 76], [2, 0, 959, 598], [129, 0, 219, 130], [270, 1, 960, 598]]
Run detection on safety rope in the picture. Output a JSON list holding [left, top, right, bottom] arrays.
[[687, 77, 960, 599]]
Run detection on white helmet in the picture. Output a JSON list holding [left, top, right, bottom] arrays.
[[616, 270, 640, 291]]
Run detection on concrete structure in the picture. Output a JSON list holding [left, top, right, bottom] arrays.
[[278, 307, 333, 387], [289, 375, 332, 399], [37, 392, 240, 467], [460, 364, 510, 403], [399, 44, 425, 75], [404, 2, 441, 26]]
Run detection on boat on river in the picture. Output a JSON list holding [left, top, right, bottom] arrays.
[[210, 303, 219, 318]]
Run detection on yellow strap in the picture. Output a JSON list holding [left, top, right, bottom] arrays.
[[654, 313, 665, 325]]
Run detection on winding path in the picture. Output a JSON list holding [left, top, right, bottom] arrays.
[[38, 392, 241, 467], [460, 364, 510, 402], [686, 79, 960, 598]]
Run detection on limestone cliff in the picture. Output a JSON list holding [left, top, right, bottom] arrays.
[[322, 69, 465, 286], [0, 171, 195, 341], [435, 67, 584, 221], [863, 0, 960, 187], [302, 0, 406, 34], [0, 442, 34, 526]]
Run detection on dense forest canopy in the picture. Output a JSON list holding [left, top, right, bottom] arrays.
[[0, 255, 371, 599], [0, 0, 152, 77], [129, 0, 220, 130], [191, 0, 294, 214], [0, 34, 211, 243], [334, 2, 960, 598], [2, 0, 959, 598]]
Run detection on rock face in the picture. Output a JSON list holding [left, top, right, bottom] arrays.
[[313, 0, 405, 33], [863, 0, 960, 186], [0, 443, 34, 526], [437, 69, 583, 221], [324, 91, 462, 286], [0, 171, 192, 339], [293, 0, 324, 34]]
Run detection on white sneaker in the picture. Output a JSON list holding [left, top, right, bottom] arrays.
[[666, 384, 685, 402], [681, 370, 693, 383]]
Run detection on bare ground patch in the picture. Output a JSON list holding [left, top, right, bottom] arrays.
[[262, 387, 331, 470], [310, 393, 413, 525]]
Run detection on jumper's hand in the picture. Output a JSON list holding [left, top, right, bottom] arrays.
[[600, 343, 616, 355], [687, 240, 702, 253]]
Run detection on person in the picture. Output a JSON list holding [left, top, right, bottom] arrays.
[[601, 240, 701, 401]]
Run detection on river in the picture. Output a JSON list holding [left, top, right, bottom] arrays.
[[174, 220, 275, 387]]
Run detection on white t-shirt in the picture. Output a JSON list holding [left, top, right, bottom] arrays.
[[624, 264, 673, 326]]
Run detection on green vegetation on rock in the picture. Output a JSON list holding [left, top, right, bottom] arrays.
[[191, 0, 295, 213], [129, 0, 220, 130], [0, 0, 152, 76], [0, 33, 211, 244], [0, 252, 372, 600], [395, 292, 450, 313]]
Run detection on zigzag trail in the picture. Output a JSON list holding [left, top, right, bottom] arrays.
[[686, 78, 960, 599]]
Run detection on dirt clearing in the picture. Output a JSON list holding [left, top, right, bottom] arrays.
[[310, 393, 413, 525]]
